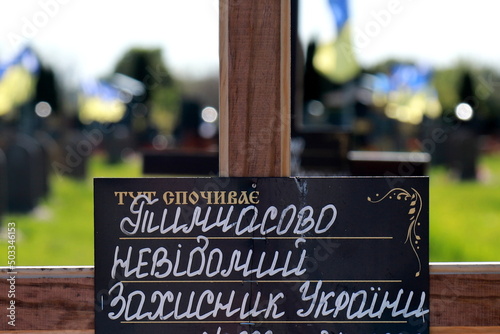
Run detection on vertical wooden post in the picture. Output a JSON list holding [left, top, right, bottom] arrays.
[[219, 0, 291, 177]]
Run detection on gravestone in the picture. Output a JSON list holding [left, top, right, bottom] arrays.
[[0, 148, 7, 221], [54, 130, 89, 179], [34, 131, 59, 198], [348, 151, 430, 177], [5, 133, 46, 212], [142, 149, 219, 175], [299, 132, 350, 174], [447, 128, 478, 180], [104, 124, 133, 164]]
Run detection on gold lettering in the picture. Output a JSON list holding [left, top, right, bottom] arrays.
[[214, 191, 226, 205], [115, 191, 157, 205], [227, 191, 238, 204], [176, 191, 188, 205], [159, 190, 260, 205], [250, 191, 260, 204], [188, 191, 200, 205], [163, 191, 174, 205], [114, 191, 128, 205], [238, 191, 249, 204], [200, 191, 212, 204]]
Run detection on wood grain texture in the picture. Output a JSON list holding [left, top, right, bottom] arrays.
[[1, 267, 94, 331], [279, 0, 291, 176], [431, 327, 500, 334], [219, 0, 291, 177], [1, 264, 500, 331], [429, 263, 500, 328], [7, 328, 500, 334], [430, 273, 500, 327], [9, 331, 94, 334]]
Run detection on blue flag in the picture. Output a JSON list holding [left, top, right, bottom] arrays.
[[329, 0, 349, 32], [314, 0, 359, 83], [390, 64, 432, 92]]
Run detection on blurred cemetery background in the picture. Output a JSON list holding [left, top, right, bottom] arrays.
[[1, 0, 500, 265]]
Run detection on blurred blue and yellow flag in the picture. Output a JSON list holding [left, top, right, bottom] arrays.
[[314, 0, 360, 83], [0, 47, 40, 116], [371, 64, 442, 124], [79, 79, 126, 124]]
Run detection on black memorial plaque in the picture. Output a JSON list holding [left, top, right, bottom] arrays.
[[95, 177, 429, 334]]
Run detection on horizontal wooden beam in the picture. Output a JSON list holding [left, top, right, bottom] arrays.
[[432, 328, 500, 334], [429, 263, 500, 328], [1, 264, 499, 332], [430, 262, 500, 274], [0, 266, 94, 332], [9, 331, 93, 334]]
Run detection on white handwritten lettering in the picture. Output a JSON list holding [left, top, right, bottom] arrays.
[[119, 195, 338, 237], [297, 281, 429, 320], [110, 237, 307, 279], [107, 282, 285, 321]]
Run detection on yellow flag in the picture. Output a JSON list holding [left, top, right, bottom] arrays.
[[313, 24, 360, 83]]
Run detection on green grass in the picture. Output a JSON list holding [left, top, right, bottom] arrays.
[[1, 154, 141, 266], [429, 154, 500, 262], [1, 153, 499, 265]]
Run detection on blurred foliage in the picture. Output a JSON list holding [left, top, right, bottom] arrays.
[[113, 47, 181, 134], [366, 58, 409, 75], [432, 66, 463, 112], [432, 63, 498, 115]]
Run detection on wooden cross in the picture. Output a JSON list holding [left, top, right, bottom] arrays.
[[2, 2, 500, 333], [219, 0, 291, 177]]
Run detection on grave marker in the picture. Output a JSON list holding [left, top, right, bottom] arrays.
[[94, 177, 429, 334], [95, 1, 430, 334], [5, 133, 46, 212], [0, 149, 7, 220]]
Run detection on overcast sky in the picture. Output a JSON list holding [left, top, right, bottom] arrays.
[[1, 0, 499, 83]]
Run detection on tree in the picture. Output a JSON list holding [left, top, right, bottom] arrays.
[[113, 47, 180, 135]]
